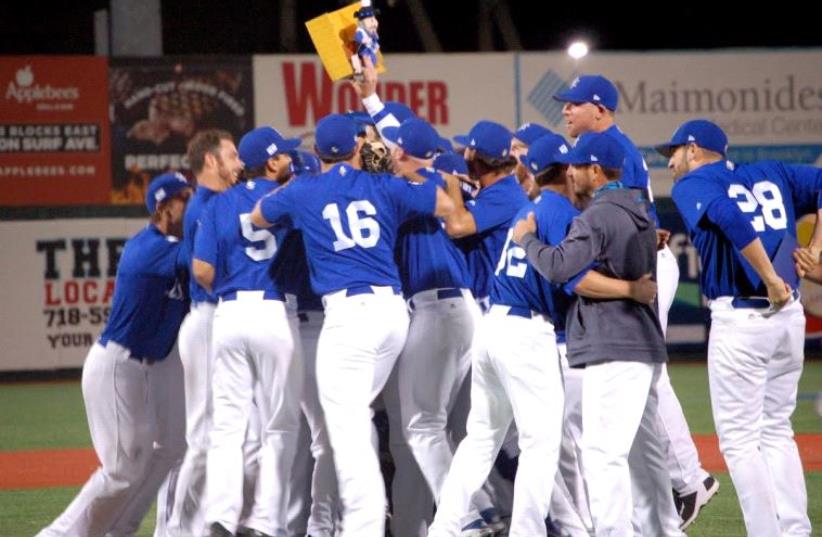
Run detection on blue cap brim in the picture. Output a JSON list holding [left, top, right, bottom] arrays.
[[452, 134, 470, 147], [654, 143, 678, 157], [281, 138, 302, 153], [382, 126, 400, 145]]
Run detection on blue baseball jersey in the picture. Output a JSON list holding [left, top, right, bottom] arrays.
[[100, 224, 189, 360], [603, 124, 658, 224], [183, 185, 219, 304], [672, 160, 822, 298], [194, 179, 293, 299], [491, 190, 579, 338], [457, 175, 530, 299], [271, 229, 323, 311], [396, 168, 470, 297], [258, 163, 437, 296]]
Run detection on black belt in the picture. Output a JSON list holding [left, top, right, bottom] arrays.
[[345, 285, 401, 297], [504, 305, 551, 322], [731, 289, 799, 309], [436, 288, 463, 300], [98, 336, 154, 364]]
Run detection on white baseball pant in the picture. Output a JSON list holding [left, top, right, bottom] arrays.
[[708, 297, 810, 537], [399, 289, 475, 501], [285, 309, 339, 537], [316, 286, 409, 537], [204, 293, 302, 535], [106, 348, 186, 537], [37, 342, 186, 537], [383, 367, 434, 537], [429, 305, 564, 537], [167, 301, 216, 537], [655, 245, 710, 494], [549, 343, 593, 537], [581, 360, 684, 537]]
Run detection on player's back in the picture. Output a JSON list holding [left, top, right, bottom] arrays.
[[207, 179, 290, 298], [267, 163, 436, 296], [674, 159, 819, 297], [102, 224, 188, 359], [183, 185, 219, 303], [395, 168, 469, 297], [457, 175, 530, 300], [491, 190, 577, 329]]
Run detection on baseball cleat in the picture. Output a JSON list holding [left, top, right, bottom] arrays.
[[674, 474, 720, 530], [461, 517, 496, 537]]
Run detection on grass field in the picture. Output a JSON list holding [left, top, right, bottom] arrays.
[[1, 361, 820, 536]]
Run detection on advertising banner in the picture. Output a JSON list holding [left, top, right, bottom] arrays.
[[0, 218, 145, 370], [0, 56, 111, 206], [109, 57, 254, 204]]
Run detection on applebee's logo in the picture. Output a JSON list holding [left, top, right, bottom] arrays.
[[5, 65, 80, 103], [16, 66, 33, 86]]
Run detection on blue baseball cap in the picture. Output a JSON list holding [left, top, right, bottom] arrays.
[[519, 133, 571, 175], [315, 114, 359, 159], [289, 150, 321, 175], [513, 123, 554, 146], [453, 120, 513, 160], [655, 119, 729, 157], [382, 118, 439, 160], [384, 101, 415, 123], [433, 152, 469, 176], [437, 136, 454, 153], [238, 126, 301, 169], [559, 132, 625, 169], [145, 172, 191, 214], [553, 75, 619, 112], [354, 6, 379, 19], [344, 110, 372, 135]]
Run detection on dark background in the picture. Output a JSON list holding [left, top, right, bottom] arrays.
[[2, 1, 820, 55]]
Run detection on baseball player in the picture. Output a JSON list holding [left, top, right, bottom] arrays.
[[273, 151, 341, 537], [513, 132, 683, 536], [444, 120, 531, 312], [353, 67, 498, 536], [387, 118, 500, 536], [37, 173, 191, 537], [660, 119, 822, 537], [192, 126, 303, 537], [553, 75, 717, 528], [510, 122, 553, 200], [167, 129, 242, 537], [251, 113, 454, 537]]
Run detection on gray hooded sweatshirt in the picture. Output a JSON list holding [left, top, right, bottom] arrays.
[[521, 186, 667, 367]]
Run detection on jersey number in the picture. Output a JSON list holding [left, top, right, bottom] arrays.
[[495, 229, 528, 278], [322, 201, 380, 252], [727, 181, 787, 232], [240, 213, 277, 261]]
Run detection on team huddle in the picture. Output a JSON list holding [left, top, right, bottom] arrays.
[[37, 60, 820, 537]]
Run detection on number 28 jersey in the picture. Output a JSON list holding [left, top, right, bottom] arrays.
[[258, 163, 437, 296], [672, 159, 822, 299]]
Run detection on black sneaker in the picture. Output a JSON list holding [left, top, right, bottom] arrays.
[[675, 475, 720, 530], [208, 522, 234, 537]]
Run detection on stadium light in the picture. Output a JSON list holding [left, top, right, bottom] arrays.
[[567, 41, 589, 60]]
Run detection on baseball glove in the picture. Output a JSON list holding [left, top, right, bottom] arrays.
[[360, 139, 393, 173]]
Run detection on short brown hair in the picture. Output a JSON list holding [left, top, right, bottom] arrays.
[[469, 154, 516, 178], [187, 129, 233, 175], [534, 164, 567, 187]]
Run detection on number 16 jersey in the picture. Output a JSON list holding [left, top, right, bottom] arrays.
[[672, 159, 822, 299], [258, 163, 437, 296]]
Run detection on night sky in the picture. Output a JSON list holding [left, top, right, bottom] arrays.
[[1, 1, 820, 56]]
